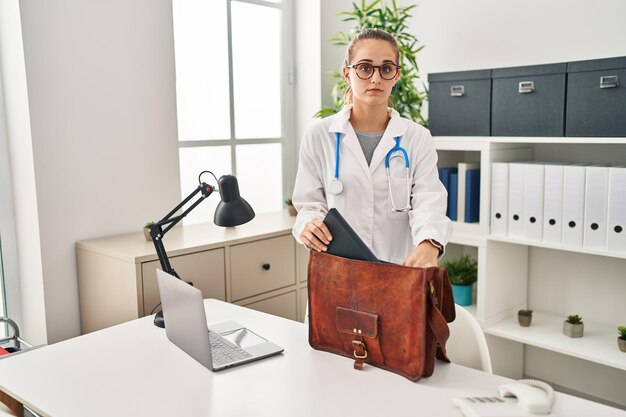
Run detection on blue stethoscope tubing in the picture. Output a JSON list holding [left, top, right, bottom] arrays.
[[329, 132, 411, 212]]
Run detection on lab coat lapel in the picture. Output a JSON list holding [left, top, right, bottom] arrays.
[[369, 109, 407, 173], [328, 106, 373, 180]]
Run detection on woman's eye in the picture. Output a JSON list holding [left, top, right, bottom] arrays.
[[359, 65, 373, 73], [382, 65, 393, 74]]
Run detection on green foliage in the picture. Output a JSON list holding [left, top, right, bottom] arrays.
[[618, 326, 626, 339], [518, 309, 533, 317], [442, 254, 477, 286], [285, 198, 293, 206], [315, 0, 427, 125], [144, 221, 155, 229], [566, 315, 583, 325]]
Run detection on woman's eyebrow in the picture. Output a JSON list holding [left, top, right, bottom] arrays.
[[355, 58, 396, 64]]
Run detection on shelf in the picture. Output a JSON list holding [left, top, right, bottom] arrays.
[[488, 235, 626, 260], [449, 222, 487, 246], [484, 311, 626, 371], [434, 136, 626, 145]]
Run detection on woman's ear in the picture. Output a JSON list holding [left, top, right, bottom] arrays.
[[342, 66, 350, 83]]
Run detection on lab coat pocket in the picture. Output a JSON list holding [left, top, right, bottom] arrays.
[[387, 177, 410, 220]]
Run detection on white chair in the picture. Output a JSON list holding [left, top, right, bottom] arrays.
[[446, 304, 492, 373]]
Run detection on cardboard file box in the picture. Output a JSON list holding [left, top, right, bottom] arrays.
[[492, 63, 567, 137], [566, 56, 626, 137], [428, 69, 491, 136]]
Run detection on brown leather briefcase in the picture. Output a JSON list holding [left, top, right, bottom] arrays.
[[307, 251, 456, 381]]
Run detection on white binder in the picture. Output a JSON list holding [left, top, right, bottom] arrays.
[[542, 164, 564, 244], [607, 166, 626, 252], [583, 165, 609, 250], [457, 162, 480, 224], [562, 165, 586, 248], [507, 163, 525, 238], [490, 162, 509, 236], [523, 163, 544, 241]]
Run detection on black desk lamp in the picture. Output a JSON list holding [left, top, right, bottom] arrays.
[[148, 171, 255, 328]]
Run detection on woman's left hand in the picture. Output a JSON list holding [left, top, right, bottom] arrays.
[[404, 241, 439, 268]]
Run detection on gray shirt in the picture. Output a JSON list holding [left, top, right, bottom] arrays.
[[354, 128, 384, 166]]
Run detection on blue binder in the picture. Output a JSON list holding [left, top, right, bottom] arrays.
[[449, 172, 458, 221], [464, 169, 481, 223], [438, 167, 458, 219]]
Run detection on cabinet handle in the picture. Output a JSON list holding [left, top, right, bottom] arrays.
[[518, 81, 535, 94], [450, 85, 465, 97], [262, 263, 271, 271], [600, 75, 618, 89]]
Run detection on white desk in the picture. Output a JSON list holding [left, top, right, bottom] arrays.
[[0, 300, 624, 417]]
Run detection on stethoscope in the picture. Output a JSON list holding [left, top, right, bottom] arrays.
[[328, 132, 412, 212]]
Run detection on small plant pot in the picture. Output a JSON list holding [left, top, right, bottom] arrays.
[[563, 321, 584, 338], [518, 313, 532, 327], [143, 227, 152, 242], [451, 284, 473, 307], [287, 205, 297, 216], [619, 338, 626, 353]]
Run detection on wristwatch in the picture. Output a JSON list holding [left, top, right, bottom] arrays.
[[425, 239, 444, 256]]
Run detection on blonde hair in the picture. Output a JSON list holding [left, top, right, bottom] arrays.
[[343, 28, 400, 106]]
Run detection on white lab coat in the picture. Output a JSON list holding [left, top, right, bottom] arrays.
[[292, 105, 453, 264]]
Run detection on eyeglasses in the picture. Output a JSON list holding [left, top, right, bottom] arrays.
[[347, 63, 400, 80]]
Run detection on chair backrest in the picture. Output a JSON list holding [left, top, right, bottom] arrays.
[[446, 304, 492, 373]]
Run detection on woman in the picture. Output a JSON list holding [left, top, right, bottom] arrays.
[[292, 28, 451, 268]]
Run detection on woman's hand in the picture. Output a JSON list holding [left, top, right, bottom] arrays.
[[404, 241, 439, 268], [300, 218, 333, 252]]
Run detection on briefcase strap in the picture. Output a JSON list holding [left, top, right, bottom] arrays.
[[428, 281, 451, 363]]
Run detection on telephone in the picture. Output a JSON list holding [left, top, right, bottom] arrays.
[[453, 379, 556, 417]]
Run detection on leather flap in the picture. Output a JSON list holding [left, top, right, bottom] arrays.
[[336, 307, 378, 338]]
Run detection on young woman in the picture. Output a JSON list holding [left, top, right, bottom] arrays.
[[292, 28, 451, 268]]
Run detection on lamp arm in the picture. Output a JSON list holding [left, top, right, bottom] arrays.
[[148, 182, 215, 276]]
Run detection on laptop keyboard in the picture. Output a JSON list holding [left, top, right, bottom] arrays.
[[209, 331, 253, 366]]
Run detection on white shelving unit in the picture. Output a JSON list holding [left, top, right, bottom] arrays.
[[435, 136, 626, 408]]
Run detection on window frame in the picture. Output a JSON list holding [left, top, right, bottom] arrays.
[[175, 0, 296, 210]]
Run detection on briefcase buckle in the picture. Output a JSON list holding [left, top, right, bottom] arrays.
[[352, 340, 368, 359]]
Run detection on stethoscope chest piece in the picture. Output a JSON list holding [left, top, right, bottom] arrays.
[[328, 179, 344, 195]]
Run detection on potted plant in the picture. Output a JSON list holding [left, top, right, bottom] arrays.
[[143, 221, 155, 242], [518, 309, 533, 327], [315, 0, 428, 126], [285, 198, 297, 216], [563, 314, 584, 338], [618, 326, 626, 353], [441, 254, 477, 307]]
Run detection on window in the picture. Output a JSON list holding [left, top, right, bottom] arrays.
[[173, 0, 293, 224]]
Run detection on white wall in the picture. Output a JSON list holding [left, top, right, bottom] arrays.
[[7, 0, 181, 343]]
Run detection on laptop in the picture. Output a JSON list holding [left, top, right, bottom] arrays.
[[323, 208, 380, 262], [156, 269, 284, 371]]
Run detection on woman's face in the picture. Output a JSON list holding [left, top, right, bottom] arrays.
[[343, 39, 400, 107]]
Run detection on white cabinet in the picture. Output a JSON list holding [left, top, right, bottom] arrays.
[[77, 210, 308, 334], [435, 136, 626, 408]]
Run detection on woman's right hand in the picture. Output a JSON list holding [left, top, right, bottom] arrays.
[[300, 218, 333, 252]]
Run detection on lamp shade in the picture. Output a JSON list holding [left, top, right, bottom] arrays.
[[214, 175, 255, 227]]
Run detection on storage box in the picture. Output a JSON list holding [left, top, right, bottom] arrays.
[[428, 69, 491, 136], [566, 56, 626, 137], [491, 63, 567, 137]]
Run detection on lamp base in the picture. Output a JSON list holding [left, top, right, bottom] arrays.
[[153, 311, 165, 328]]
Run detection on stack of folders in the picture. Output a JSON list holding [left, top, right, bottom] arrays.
[[490, 162, 626, 252], [439, 163, 480, 223]]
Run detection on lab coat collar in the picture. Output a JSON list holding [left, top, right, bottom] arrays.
[[328, 105, 407, 137]]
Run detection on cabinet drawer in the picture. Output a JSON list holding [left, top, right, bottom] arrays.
[[141, 248, 226, 316], [428, 69, 492, 136], [492, 63, 566, 137], [230, 235, 296, 301], [566, 56, 626, 137], [239, 290, 297, 321]]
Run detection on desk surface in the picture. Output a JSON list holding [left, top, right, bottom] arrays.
[[0, 300, 624, 417]]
